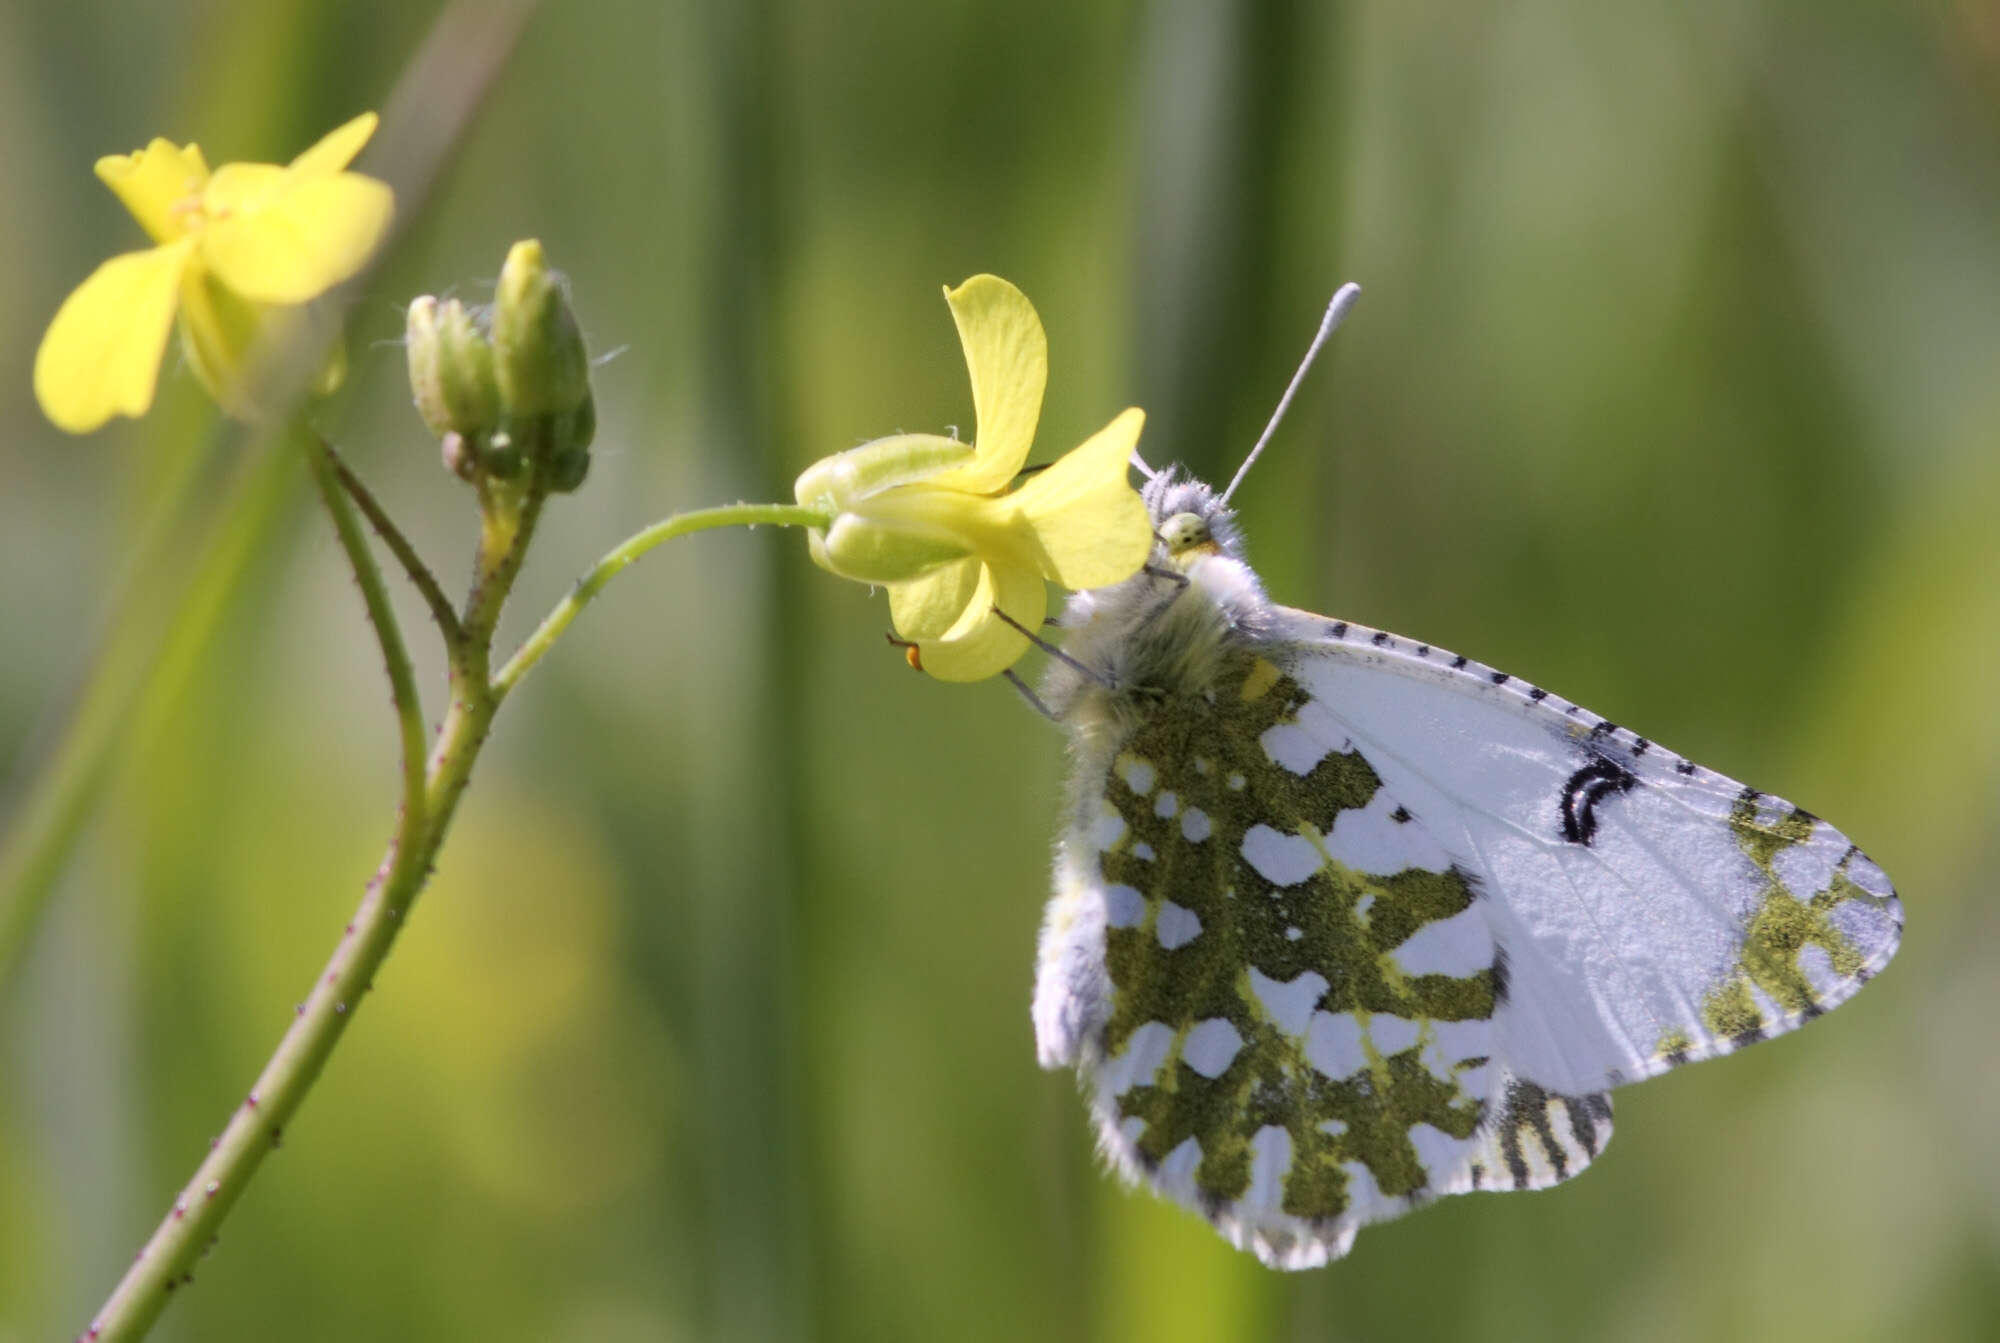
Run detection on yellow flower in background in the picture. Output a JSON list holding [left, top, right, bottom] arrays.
[[35, 112, 395, 433], [795, 274, 1151, 682]]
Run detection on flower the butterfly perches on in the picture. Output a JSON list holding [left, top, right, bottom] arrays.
[[793, 274, 1152, 682], [35, 112, 394, 433]]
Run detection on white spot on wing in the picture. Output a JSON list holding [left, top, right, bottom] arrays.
[[1798, 943, 1842, 1000], [1249, 968, 1328, 1036], [1131, 841, 1155, 862], [1368, 1014, 1421, 1057], [1104, 885, 1145, 928], [1117, 757, 1157, 795], [1260, 722, 1328, 775], [1305, 1011, 1364, 1080], [1183, 1018, 1244, 1078], [1090, 805, 1126, 850], [1156, 900, 1202, 949], [1327, 790, 1453, 875], [1773, 830, 1839, 898], [1340, 1160, 1386, 1215], [1105, 1021, 1174, 1095], [1407, 1122, 1470, 1192], [1154, 791, 1180, 819], [1244, 1126, 1293, 1213], [1387, 905, 1494, 979], [1158, 1137, 1203, 1198], [1844, 850, 1894, 899], [1181, 807, 1212, 843], [1242, 824, 1322, 886]]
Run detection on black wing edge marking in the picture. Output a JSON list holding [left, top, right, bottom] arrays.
[[1490, 1082, 1614, 1190]]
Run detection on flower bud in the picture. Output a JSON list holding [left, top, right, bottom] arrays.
[[492, 240, 590, 419], [407, 295, 501, 441], [405, 296, 450, 438]]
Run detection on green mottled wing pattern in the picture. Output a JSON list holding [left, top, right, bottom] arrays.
[[1038, 649, 1538, 1267]]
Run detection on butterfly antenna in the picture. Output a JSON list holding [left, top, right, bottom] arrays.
[[1219, 282, 1362, 505]]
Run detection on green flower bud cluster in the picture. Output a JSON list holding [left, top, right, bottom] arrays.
[[406, 239, 595, 493]]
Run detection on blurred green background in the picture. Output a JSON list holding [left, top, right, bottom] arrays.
[[4, 2, 1998, 1340]]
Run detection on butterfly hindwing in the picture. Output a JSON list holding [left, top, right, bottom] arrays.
[[1038, 647, 1525, 1268]]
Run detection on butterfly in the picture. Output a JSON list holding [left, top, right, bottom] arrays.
[[1026, 287, 1903, 1269]]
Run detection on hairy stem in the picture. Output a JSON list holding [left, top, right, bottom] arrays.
[[325, 436, 463, 648], [79, 451, 818, 1339], [304, 433, 430, 817], [82, 446, 544, 1343], [83, 680, 493, 1343]]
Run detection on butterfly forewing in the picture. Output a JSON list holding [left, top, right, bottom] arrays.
[[1266, 609, 1903, 1095]]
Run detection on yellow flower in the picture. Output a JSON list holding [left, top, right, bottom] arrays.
[[35, 112, 395, 433], [795, 274, 1151, 682]]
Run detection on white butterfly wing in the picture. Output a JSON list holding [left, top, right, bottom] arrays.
[[1035, 596, 1900, 1268], [1267, 608, 1903, 1098]]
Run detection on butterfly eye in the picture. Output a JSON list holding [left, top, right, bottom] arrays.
[[1160, 512, 1211, 556]]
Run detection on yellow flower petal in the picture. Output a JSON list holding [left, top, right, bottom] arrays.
[[34, 239, 193, 433], [199, 172, 395, 303], [95, 138, 209, 244], [887, 557, 982, 640], [200, 161, 290, 218], [929, 274, 1047, 494], [913, 556, 1047, 683], [1013, 407, 1152, 589], [286, 111, 379, 177]]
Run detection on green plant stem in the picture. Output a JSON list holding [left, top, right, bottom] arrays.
[[85, 685, 491, 1343], [83, 480, 817, 1342], [326, 440, 463, 649], [491, 502, 830, 698], [303, 434, 430, 827], [83, 456, 541, 1343]]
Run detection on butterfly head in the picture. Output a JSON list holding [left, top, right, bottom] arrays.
[[1143, 469, 1247, 571]]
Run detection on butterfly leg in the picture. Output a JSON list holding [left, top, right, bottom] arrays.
[[990, 606, 1115, 687], [1001, 668, 1058, 721]]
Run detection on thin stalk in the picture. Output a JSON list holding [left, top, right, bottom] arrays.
[[325, 438, 463, 648], [82, 683, 491, 1343], [79, 452, 818, 1339], [302, 434, 429, 826], [83, 446, 534, 1343], [491, 502, 829, 697]]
